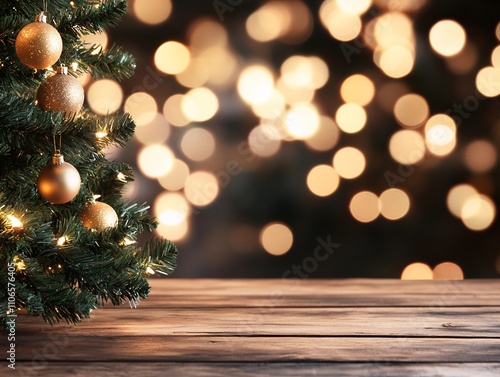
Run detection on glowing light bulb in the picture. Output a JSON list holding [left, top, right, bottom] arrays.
[[7, 215, 22, 229]]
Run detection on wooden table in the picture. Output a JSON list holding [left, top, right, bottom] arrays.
[[7, 279, 500, 376]]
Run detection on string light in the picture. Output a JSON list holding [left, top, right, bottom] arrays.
[[7, 215, 22, 229], [116, 172, 127, 183], [57, 236, 66, 246], [121, 237, 137, 246], [96, 130, 108, 139], [13, 256, 26, 271], [146, 266, 155, 275]]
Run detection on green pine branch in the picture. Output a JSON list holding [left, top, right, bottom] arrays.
[[0, 0, 177, 328]]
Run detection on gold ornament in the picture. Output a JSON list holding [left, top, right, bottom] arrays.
[[37, 66, 85, 115], [15, 13, 63, 69], [80, 202, 118, 232], [37, 154, 81, 204]]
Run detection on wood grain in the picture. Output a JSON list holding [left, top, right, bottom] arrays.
[[8, 363, 500, 377], [5, 279, 500, 376]]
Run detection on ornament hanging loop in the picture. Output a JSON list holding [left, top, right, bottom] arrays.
[[52, 116, 62, 156], [52, 132, 62, 155], [35, 12, 47, 23]]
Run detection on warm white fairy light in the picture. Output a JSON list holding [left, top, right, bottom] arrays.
[[57, 236, 66, 246], [146, 266, 155, 275], [122, 237, 137, 246], [116, 172, 127, 183], [96, 131, 108, 139], [13, 256, 26, 271], [7, 215, 22, 229]]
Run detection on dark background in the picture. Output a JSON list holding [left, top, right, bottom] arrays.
[[107, 0, 500, 278]]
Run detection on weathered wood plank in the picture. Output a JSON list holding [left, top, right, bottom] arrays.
[[112, 279, 499, 308], [104, 293, 500, 308], [12, 336, 500, 362], [15, 306, 500, 338], [146, 279, 500, 295], [8, 362, 500, 377]]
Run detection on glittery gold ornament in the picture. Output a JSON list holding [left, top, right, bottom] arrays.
[[37, 66, 85, 115], [37, 154, 81, 204], [15, 13, 63, 70], [80, 202, 119, 232]]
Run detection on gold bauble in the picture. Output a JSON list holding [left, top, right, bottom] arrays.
[[15, 14, 63, 69], [37, 66, 85, 114], [37, 154, 81, 204], [80, 202, 119, 232]]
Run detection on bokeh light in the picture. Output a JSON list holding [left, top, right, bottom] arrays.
[[305, 116, 340, 152], [476, 66, 500, 97], [251, 90, 286, 119], [280, 55, 329, 89], [321, 5, 362, 42], [248, 125, 282, 158], [379, 188, 410, 220], [133, 0, 172, 25], [461, 194, 496, 231], [340, 74, 375, 107], [184, 171, 219, 207], [154, 192, 190, 226], [349, 191, 380, 223], [335, 103, 367, 134], [180, 128, 216, 161], [429, 20, 466, 57], [425, 114, 457, 156], [492, 45, 500, 69], [163, 95, 190, 127], [336, 0, 372, 15], [276, 77, 315, 105], [176, 58, 210, 88], [188, 18, 228, 50], [87, 79, 123, 115], [307, 165, 340, 197], [333, 147, 366, 179], [156, 219, 189, 242], [374, 12, 414, 49], [401, 263, 433, 280], [137, 145, 174, 179], [124, 92, 157, 126], [285, 103, 320, 139], [158, 159, 190, 191], [134, 113, 170, 145], [377, 45, 415, 78], [433, 262, 464, 280], [447, 184, 478, 218], [246, 1, 313, 45], [464, 140, 497, 173], [393, 94, 429, 128], [260, 222, 294, 256], [388, 130, 426, 165], [181, 87, 219, 122], [154, 41, 191, 75], [238, 65, 275, 105]]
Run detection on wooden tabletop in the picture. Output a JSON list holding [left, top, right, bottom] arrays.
[[7, 279, 500, 376]]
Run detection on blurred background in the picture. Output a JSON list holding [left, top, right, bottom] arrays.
[[82, 0, 500, 279]]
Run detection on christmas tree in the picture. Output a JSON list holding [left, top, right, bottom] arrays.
[[0, 0, 177, 327]]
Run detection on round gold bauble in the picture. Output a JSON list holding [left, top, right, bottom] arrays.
[[15, 19, 63, 69], [37, 155, 81, 204], [37, 68, 85, 114], [80, 202, 119, 232]]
